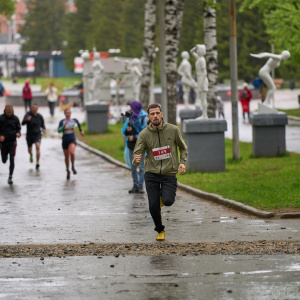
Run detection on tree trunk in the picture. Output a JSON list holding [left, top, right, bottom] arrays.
[[204, 1, 218, 118], [140, 0, 156, 110], [164, 0, 184, 125]]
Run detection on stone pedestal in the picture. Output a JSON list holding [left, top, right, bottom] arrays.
[[183, 119, 227, 172], [85, 102, 109, 133], [250, 112, 288, 157], [179, 109, 202, 135]]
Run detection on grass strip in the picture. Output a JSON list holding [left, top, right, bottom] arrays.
[[278, 107, 300, 118]]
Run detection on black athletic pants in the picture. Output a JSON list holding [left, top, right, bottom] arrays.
[[144, 172, 177, 233], [0, 141, 16, 176]]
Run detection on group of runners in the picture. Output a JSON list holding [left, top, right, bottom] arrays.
[[0, 102, 188, 241], [0, 104, 83, 184]]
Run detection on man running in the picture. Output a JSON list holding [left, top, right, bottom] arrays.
[[22, 103, 46, 170], [58, 109, 84, 180], [0, 104, 21, 184], [133, 103, 187, 241]]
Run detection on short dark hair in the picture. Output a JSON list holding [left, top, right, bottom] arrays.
[[147, 103, 162, 114]]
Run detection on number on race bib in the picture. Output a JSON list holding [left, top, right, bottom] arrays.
[[152, 145, 172, 160]]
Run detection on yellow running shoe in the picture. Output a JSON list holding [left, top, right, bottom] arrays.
[[160, 197, 164, 207], [156, 231, 166, 241]]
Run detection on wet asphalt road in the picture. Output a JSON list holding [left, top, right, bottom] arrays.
[[0, 94, 300, 299], [1, 136, 300, 245]]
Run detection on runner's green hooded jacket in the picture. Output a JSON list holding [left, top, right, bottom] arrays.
[[132, 119, 187, 176]]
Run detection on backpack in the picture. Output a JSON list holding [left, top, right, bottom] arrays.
[[0, 83, 4, 97], [241, 90, 247, 99]]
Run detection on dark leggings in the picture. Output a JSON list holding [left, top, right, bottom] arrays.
[[145, 172, 177, 232], [1, 142, 16, 176], [48, 101, 55, 116], [24, 99, 32, 112]]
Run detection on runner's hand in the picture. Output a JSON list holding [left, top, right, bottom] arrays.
[[0, 135, 4, 142], [28, 116, 32, 121], [178, 163, 186, 175], [16, 133, 21, 138], [80, 131, 84, 136], [136, 154, 142, 163]]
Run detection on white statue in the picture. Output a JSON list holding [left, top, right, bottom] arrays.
[[177, 51, 197, 109], [250, 50, 290, 106], [92, 50, 105, 101], [190, 44, 209, 119], [126, 58, 142, 101]]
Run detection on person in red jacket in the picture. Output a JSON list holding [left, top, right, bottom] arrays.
[[22, 79, 32, 112], [239, 82, 252, 121]]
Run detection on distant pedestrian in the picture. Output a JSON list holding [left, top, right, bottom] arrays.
[[58, 109, 84, 180], [22, 79, 33, 112], [0, 80, 5, 97], [216, 95, 225, 119], [259, 82, 268, 103], [0, 105, 21, 184], [75, 80, 84, 108], [239, 82, 252, 121], [121, 100, 148, 194], [45, 83, 58, 117], [22, 104, 46, 170], [133, 103, 187, 241]]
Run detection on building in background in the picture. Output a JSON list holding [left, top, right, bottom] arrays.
[[0, 0, 77, 78]]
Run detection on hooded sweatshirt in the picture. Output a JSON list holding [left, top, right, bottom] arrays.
[[0, 113, 21, 142], [132, 119, 187, 176], [22, 81, 32, 100]]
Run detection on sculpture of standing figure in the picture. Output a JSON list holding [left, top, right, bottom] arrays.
[[250, 50, 290, 106], [190, 44, 209, 119], [92, 50, 104, 101], [126, 58, 142, 101], [177, 51, 197, 109]]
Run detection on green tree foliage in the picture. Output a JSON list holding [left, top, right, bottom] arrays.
[[64, 0, 95, 70], [65, 0, 144, 71], [119, 0, 144, 58], [0, 0, 15, 17], [239, 0, 300, 79], [179, 0, 271, 82], [20, 0, 67, 51]]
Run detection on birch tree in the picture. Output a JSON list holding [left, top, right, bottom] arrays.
[[140, 0, 156, 109], [164, 0, 184, 125], [203, 0, 218, 118]]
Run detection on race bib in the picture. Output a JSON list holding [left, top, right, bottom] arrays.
[[152, 146, 172, 160]]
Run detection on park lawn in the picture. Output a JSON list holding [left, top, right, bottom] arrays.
[[77, 123, 300, 211], [3, 77, 80, 90], [278, 108, 300, 118]]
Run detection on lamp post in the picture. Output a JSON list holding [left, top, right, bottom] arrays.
[[81, 50, 90, 108], [229, 0, 240, 160], [29, 51, 38, 83]]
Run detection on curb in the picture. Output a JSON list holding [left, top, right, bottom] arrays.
[[280, 213, 300, 219], [288, 115, 300, 126], [77, 140, 275, 218]]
